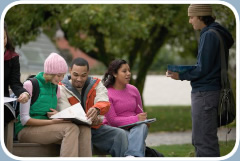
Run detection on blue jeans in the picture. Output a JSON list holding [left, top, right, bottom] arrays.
[[91, 125, 128, 157], [124, 123, 148, 157]]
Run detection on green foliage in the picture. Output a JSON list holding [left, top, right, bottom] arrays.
[[5, 4, 236, 101]]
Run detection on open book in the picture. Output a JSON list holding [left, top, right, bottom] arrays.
[[50, 103, 92, 125], [118, 118, 156, 130]]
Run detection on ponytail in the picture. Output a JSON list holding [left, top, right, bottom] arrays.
[[102, 59, 127, 88]]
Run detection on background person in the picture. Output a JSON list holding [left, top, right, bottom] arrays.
[[102, 59, 148, 157], [4, 22, 30, 126], [166, 4, 234, 157]]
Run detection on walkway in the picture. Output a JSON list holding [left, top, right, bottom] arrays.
[[146, 128, 236, 146]]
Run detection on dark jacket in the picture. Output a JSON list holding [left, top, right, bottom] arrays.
[[179, 22, 234, 92], [4, 50, 27, 97]]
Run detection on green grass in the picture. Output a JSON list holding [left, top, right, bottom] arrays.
[[94, 106, 236, 157], [95, 141, 236, 157], [145, 105, 192, 132], [150, 140, 236, 157], [145, 105, 236, 133]]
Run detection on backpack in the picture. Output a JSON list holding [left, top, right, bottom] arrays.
[[145, 146, 164, 157], [209, 29, 236, 127], [12, 75, 58, 116]]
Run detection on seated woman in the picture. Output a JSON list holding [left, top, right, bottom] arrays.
[[102, 59, 148, 157], [15, 53, 91, 157]]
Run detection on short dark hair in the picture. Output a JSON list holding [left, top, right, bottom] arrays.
[[70, 57, 89, 71], [198, 16, 216, 26]]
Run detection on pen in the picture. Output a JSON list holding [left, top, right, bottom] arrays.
[[138, 104, 143, 112]]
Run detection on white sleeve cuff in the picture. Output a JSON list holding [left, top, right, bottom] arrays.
[[20, 98, 31, 125]]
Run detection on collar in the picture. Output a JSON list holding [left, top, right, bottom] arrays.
[[4, 50, 18, 61]]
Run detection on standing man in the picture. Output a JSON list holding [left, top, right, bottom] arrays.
[[167, 4, 234, 157], [57, 57, 128, 157]]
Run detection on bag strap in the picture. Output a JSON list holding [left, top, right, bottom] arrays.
[[27, 76, 58, 106], [210, 29, 234, 135], [28, 77, 40, 106], [208, 29, 229, 88]]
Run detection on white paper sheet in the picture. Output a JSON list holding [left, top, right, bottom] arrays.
[[4, 97, 17, 103]]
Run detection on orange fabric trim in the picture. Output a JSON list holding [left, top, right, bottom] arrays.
[[85, 78, 101, 112], [94, 102, 110, 115], [61, 78, 110, 129], [68, 97, 80, 106]]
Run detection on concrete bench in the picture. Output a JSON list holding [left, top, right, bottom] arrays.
[[4, 120, 107, 157]]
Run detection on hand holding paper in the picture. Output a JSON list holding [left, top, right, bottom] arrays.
[[47, 108, 59, 118], [4, 97, 17, 103], [86, 107, 98, 121], [50, 103, 92, 125]]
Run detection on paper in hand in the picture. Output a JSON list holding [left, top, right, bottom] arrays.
[[51, 103, 92, 125], [4, 97, 17, 103]]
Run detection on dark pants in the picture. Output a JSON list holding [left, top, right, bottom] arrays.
[[191, 90, 220, 157], [91, 125, 128, 157]]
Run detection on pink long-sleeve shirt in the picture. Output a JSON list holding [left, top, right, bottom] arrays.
[[103, 84, 143, 127]]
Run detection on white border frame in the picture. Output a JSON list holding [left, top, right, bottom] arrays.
[[1, 0, 239, 161]]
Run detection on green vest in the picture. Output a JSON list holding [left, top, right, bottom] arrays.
[[15, 72, 58, 135]]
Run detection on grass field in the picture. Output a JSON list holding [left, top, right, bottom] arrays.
[[145, 105, 236, 157], [145, 105, 236, 133], [95, 141, 236, 157], [95, 106, 236, 157], [151, 140, 236, 157]]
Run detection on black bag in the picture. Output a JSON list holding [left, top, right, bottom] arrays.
[[218, 81, 236, 127], [4, 103, 15, 127], [209, 29, 236, 127], [145, 146, 164, 157]]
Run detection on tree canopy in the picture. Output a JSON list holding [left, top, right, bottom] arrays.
[[5, 4, 236, 105]]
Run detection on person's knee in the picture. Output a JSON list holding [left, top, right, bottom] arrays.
[[78, 125, 91, 136], [115, 128, 128, 141], [139, 123, 148, 130], [78, 125, 91, 132], [68, 123, 80, 134], [134, 124, 148, 133]]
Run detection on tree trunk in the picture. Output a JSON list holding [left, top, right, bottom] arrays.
[[134, 26, 168, 109]]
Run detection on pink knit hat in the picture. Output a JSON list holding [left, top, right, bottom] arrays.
[[44, 53, 68, 74]]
